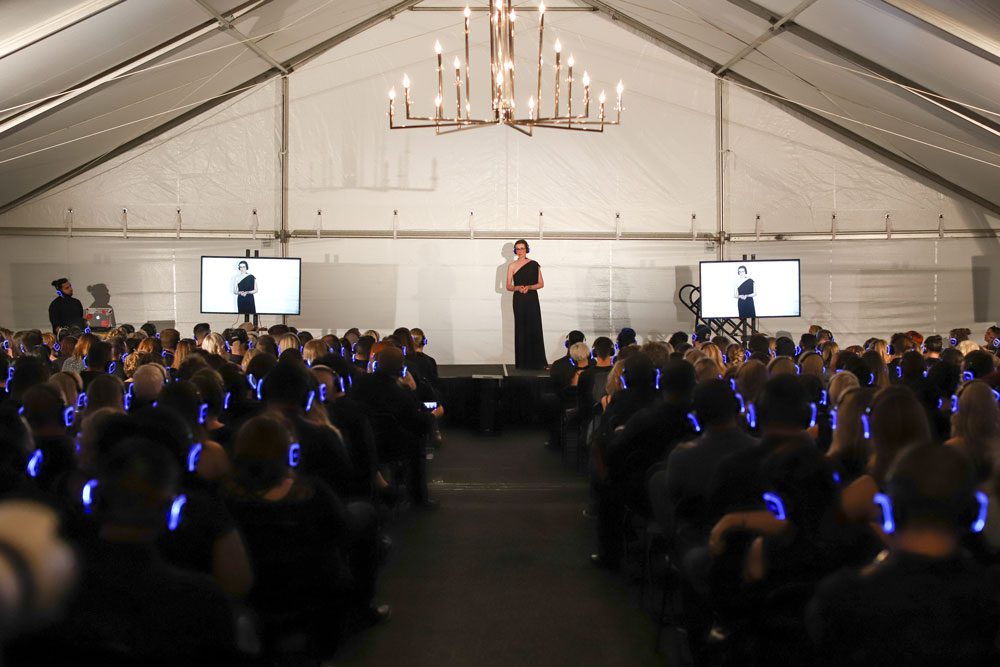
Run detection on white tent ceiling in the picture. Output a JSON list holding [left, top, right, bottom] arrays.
[[0, 0, 998, 217]]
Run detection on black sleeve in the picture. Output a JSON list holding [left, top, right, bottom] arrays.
[[72, 298, 83, 321], [48, 299, 59, 332]]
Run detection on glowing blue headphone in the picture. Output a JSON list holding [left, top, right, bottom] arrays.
[[124, 384, 134, 412], [873, 491, 988, 535], [318, 384, 328, 403], [187, 443, 203, 473], [809, 402, 818, 429], [819, 389, 828, 406], [223, 392, 232, 411], [198, 403, 209, 425], [861, 407, 872, 440], [305, 390, 316, 412], [763, 492, 786, 521], [80, 479, 187, 532], [26, 450, 43, 478], [686, 412, 701, 433], [289, 442, 301, 468], [962, 370, 974, 382], [77, 392, 88, 409]]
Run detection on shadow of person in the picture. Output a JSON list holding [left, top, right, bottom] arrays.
[[87, 283, 116, 328], [495, 242, 516, 363]]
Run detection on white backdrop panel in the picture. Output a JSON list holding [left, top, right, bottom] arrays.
[[287, 9, 717, 235], [287, 238, 715, 364], [0, 82, 281, 232], [724, 238, 1000, 343]]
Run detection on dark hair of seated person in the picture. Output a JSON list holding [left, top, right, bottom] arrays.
[[9, 357, 50, 401], [691, 378, 741, 427], [869, 386, 931, 485], [592, 336, 615, 360], [756, 375, 812, 431], [964, 350, 995, 379], [245, 352, 278, 387], [667, 331, 688, 348], [267, 324, 289, 337], [49, 436, 237, 663], [774, 337, 796, 358], [923, 335, 943, 354], [899, 350, 926, 382], [84, 374, 124, 412], [222, 415, 355, 657], [278, 347, 305, 365], [193, 322, 211, 339]]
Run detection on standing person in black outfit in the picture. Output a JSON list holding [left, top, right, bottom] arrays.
[[734, 265, 756, 319], [233, 260, 258, 314], [506, 239, 546, 369], [48, 278, 83, 333]]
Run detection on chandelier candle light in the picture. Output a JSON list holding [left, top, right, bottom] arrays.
[[387, 0, 624, 135]]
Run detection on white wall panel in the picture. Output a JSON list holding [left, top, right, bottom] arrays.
[[287, 238, 715, 364], [725, 238, 1000, 343], [0, 237, 281, 336]]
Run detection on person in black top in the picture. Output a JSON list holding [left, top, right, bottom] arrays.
[[48, 278, 84, 333], [223, 415, 388, 659], [506, 239, 547, 369], [349, 345, 435, 507], [406, 327, 438, 383], [50, 437, 238, 664], [808, 443, 1000, 666], [261, 360, 356, 499], [19, 384, 76, 497]]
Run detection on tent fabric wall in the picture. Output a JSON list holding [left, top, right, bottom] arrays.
[[0, 5, 998, 363], [0, 81, 282, 232], [287, 9, 718, 236]]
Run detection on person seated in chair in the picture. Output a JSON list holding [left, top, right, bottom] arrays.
[[808, 443, 1000, 666], [349, 346, 435, 508]]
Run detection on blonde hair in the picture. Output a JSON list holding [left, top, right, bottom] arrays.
[[201, 333, 227, 356], [699, 343, 726, 375], [827, 369, 860, 406], [957, 340, 981, 357], [684, 348, 706, 365], [569, 342, 590, 365], [799, 353, 825, 378], [303, 339, 329, 365], [605, 359, 626, 401], [277, 333, 301, 355]]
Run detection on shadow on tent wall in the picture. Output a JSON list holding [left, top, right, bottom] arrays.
[[972, 255, 999, 323]]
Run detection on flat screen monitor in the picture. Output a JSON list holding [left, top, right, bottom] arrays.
[[200, 256, 302, 315], [699, 259, 800, 319]]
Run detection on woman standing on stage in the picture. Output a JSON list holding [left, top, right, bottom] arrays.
[[506, 239, 547, 369]]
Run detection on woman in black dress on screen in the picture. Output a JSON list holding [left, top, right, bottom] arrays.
[[234, 260, 258, 314], [506, 240, 546, 369], [734, 264, 756, 318]]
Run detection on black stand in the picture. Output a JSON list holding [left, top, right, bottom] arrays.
[[244, 249, 259, 329]]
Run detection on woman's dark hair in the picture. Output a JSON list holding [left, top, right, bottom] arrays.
[[238, 260, 249, 270], [514, 239, 530, 253], [231, 415, 292, 494], [737, 265, 747, 274], [870, 386, 931, 484]]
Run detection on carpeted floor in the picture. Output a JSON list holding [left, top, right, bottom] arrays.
[[334, 428, 674, 667]]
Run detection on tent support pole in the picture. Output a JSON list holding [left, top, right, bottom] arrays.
[[280, 74, 290, 326], [715, 78, 728, 261]]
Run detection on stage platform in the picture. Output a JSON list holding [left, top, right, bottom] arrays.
[[437, 364, 549, 379], [434, 365, 551, 432]]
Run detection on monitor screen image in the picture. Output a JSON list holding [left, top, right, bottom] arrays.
[[200, 256, 302, 315], [699, 259, 801, 319]]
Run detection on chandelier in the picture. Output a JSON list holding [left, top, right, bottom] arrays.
[[386, 1, 624, 135]]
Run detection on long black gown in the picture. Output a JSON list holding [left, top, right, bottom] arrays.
[[737, 278, 756, 318], [512, 260, 546, 369], [237, 274, 256, 314]]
